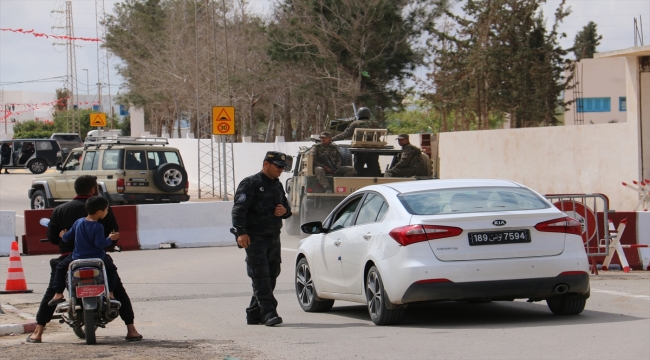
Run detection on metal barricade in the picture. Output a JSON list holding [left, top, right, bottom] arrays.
[[544, 193, 612, 257]]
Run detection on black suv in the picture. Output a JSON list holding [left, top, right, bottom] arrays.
[[0, 139, 60, 174]]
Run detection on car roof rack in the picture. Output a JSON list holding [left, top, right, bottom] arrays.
[[84, 136, 169, 149]]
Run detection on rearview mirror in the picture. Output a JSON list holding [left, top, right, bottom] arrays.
[[39, 218, 50, 227], [56, 163, 63, 172], [283, 155, 294, 173], [301, 221, 325, 234]]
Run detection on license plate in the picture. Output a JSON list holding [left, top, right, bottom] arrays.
[[468, 230, 531, 246], [126, 182, 149, 186], [76, 285, 105, 298]]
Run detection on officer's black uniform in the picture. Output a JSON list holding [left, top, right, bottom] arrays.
[[34, 196, 136, 327], [232, 152, 292, 325]]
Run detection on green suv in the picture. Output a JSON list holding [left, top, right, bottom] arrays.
[[28, 137, 190, 209]]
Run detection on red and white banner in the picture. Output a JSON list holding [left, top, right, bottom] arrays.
[[1, 28, 102, 42]]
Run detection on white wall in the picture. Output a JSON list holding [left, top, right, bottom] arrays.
[[565, 57, 627, 125], [0, 210, 16, 256], [438, 122, 639, 211]]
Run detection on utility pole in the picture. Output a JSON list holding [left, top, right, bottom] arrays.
[[95, 0, 113, 128], [65, 1, 78, 133]]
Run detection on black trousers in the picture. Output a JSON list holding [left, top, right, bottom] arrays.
[[35, 254, 135, 326], [354, 153, 381, 176], [245, 233, 282, 319]]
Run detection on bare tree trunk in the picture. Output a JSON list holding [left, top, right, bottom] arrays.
[[249, 99, 256, 142], [441, 106, 448, 132], [283, 88, 292, 141]]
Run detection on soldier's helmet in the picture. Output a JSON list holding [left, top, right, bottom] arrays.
[[356, 107, 371, 120]]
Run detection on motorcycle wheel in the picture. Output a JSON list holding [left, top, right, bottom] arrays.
[[73, 310, 85, 338], [84, 309, 97, 345]]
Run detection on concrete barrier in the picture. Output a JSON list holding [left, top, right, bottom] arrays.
[[637, 212, 650, 270], [0, 211, 16, 256], [136, 202, 235, 249], [22, 208, 57, 255]]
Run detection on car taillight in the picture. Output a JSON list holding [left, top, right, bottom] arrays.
[[389, 225, 463, 246], [117, 179, 125, 194], [535, 217, 582, 236], [184, 181, 189, 194]]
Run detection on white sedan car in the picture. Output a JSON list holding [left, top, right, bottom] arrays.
[[294, 179, 590, 325]]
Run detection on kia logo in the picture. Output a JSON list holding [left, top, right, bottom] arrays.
[[493, 220, 506, 226]]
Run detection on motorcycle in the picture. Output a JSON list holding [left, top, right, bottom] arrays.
[[40, 218, 121, 345]]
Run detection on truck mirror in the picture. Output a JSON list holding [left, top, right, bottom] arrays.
[[283, 155, 293, 173]]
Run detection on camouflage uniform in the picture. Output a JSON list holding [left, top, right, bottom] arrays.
[[232, 171, 292, 323], [385, 143, 428, 177], [332, 119, 381, 176], [310, 143, 354, 190]]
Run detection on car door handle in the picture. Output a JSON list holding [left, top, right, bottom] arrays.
[[334, 240, 341, 247], [363, 233, 372, 240], [139, 171, 147, 174], [71, 176, 77, 179]]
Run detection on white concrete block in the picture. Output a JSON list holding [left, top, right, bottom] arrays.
[[0, 211, 16, 257], [136, 202, 235, 249]]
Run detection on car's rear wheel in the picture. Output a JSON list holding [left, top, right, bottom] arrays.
[[295, 258, 334, 312], [365, 266, 405, 325], [546, 295, 586, 315], [28, 159, 47, 174], [153, 163, 187, 192], [30, 190, 49, 209]]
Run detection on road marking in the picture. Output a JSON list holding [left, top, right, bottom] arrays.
[[592, 288, 650, 300], [281, 247, 297, 252], [15, 214, 24, 218]]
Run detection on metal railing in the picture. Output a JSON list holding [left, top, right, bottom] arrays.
[[544, 193, 612, 257]]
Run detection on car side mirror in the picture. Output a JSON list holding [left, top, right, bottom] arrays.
[[301, 221, 326, 234], [56, 163, 63, 171], [283, 155, 293, 173]]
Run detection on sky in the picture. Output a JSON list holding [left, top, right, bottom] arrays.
[[1, 0, 649, 101]]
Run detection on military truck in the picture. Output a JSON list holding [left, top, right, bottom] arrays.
[[283, 128, 433, 236]]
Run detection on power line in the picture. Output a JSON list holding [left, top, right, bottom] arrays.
[[0, 76, 66, 86]]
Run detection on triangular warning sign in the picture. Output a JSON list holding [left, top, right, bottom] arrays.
[[91, 114, 105, 126], [216, 108, 232, 122]]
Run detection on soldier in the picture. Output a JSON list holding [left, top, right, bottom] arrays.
[[385, 134, 428, 178], [232, 151, 292, 327], [332, 107, 381, 176], [310, 131, 354, 193]]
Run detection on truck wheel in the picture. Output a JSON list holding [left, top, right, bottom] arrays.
[[339, 147, 352, 167], [153, 163, 187, 192], [30, 190, 49, 209]]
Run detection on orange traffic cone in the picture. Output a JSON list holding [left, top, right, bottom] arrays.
[[0, 241, 33, 294]]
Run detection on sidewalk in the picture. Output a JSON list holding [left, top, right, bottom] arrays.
[[0, 303, 37, 336]]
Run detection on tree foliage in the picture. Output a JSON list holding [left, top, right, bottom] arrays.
[[573, 21, 602, 60], [424, 0, 573, 129]]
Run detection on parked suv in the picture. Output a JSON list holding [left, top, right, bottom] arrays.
[[28, 137, 190, 209], [0, 139, 60, 174], [50, 133, 83, 163]]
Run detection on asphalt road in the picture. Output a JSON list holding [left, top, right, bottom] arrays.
[[1, 170, 649, 359]]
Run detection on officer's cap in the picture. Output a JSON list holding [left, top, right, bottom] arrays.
[[396, 134, 409, 140], [264, 151, 289, 167], [319, 131, 332, 138]]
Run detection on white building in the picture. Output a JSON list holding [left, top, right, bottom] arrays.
[[564, 57, 628, 125]]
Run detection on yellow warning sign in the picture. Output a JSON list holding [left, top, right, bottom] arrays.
[[90, 113, 107, 127], [212, 106, 235, 135]]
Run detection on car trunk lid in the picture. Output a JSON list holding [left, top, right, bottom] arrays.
[[412, 209, 566, 261]]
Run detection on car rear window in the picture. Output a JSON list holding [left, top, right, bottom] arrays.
[[398, 187, 550, 215], [146, 151, 181, 170], [53, 135, 81, 142]]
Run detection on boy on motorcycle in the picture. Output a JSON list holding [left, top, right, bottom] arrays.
[[48, 196, 120, 306]]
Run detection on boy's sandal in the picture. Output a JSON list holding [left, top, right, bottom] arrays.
[[26, 335, 42, 343]]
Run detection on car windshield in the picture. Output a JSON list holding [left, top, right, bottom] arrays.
[[398, 186, 550, 215]]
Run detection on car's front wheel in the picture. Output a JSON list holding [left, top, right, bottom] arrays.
[[366, 266, 405, 325], [30, 190, 49, 209], [546, 295, 587, 315], [295, 258, 334, 312]]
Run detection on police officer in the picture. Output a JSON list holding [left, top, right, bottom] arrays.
[[232, 151, 292, 326], [385, 134, 428, 178], [310, 131, 354, 193], [332, 107, 381, 176], [27, 175, 142, 343]]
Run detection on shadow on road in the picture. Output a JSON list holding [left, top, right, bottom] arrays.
[[318, 301, 644, 329]]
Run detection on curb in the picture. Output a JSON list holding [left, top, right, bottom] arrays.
[[0, 304, 37, 336]]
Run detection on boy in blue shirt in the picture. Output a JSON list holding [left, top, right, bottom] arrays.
[[48, 196, 120, 305]]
